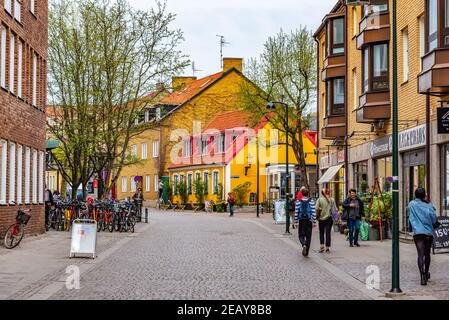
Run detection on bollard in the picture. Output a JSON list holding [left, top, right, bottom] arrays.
[[145, 208, 149, 223]]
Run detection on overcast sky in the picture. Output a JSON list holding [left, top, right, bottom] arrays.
[[130, 0, 336, 78]]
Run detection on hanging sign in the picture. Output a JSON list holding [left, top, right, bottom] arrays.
[[437, 108, 449, 134], [398, 124, 426, 152]]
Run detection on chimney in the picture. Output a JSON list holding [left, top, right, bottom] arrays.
[[172, 76, 197, 91], [223, 57, 243, 72]]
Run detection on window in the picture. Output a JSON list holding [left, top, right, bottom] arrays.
[[376, 157, 392, 193], [326, 78, 345, 116], [330, 18, 345, 55], [17, 40, 22, 97], [187, 173, 192, 194], [131, 176, 136, 192], [1, 26, 6, 88], [402, 28, 409, 82], [121, 176, 127, 192], [425, 0, 449, 52], [204, 172, 209, 195], [0, 140, 6, 204], [353, 7, 358, 37], [9, 33, 14, 93], [213, 171, 219, 194], [419, 15, 426, 70], [154, 174, 158, 193], [353, 69, 357, 110], [25, 147, 29, 203], [362, 43, 389, 92], [131, 144, 137, 157], [353, 161, 369, 193], [30, 0, 34, 14], [195, 172, 201, 182], [14, 0, 21, 22], [362, 1, 388, 17], [141, 143, 147, 160], [173, 175, 179, 195], [134, 117, 139, 125], [184, 138, 192, 157], [4, 0, 11, 13], [39, 151, 44, 203], [9, 142, 15, 204], [201, 136, 208, 156], [17, 145, 22, 204], [153, 140, 159, 158], [180, 174, 184, 184], [32, 53, 37, 106], [145, 175, 150, 192], [144, 110, 149, 123], [32, 149, 37, 204]]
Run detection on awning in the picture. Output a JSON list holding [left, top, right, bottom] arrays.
[[318, 164, 344, 184], [46, 140, 60, 151]]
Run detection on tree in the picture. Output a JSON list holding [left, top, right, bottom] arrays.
[[47, 0, 190, 199], [232, 182, 252, 208], [239, 27, 317, 189], [194, 178, 206, 204], [176, 181, 188, 205]]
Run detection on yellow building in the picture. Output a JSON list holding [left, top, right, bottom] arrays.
[[315, 0, 449, 235]]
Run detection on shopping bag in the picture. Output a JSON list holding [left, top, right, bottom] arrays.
[[360, 220, 369, 241]]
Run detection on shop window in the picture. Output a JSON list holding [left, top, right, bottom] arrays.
[[375, 157, 392, 193], [354, 161, 369, 194]]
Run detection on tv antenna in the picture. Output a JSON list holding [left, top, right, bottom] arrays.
[[191, 61, 202, 77], [216, 34, 230, 69]]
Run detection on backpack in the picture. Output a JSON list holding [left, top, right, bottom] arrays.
[[299, 199, 312, 220], [228, 195, 235, 204]]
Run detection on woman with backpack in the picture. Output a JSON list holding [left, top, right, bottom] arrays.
[[408, 187, 437, 286], [316, 188, 336, 253], [293, 188, 316, 257]]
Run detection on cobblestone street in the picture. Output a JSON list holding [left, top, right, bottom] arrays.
[[2, 209, 449, 300]]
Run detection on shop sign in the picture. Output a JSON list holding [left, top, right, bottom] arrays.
[[370, 135, 392, 158], [398, 124, 426, 152], [437, 108, 449, 134]]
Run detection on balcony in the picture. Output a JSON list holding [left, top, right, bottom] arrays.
[[356, 12, 390, 50], [321, 55, 346, 82], [356, 91, 391, 123], [418, 48, 449, 96], [322, 115, 346, 139]]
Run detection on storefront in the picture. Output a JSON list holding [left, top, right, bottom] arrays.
[[399, 125, 426, 233], [371, 135, 393, 193], [318, 151, 345, 204]]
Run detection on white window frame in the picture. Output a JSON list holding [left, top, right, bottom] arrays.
[[9, 32, 14, 93], [16, 144, 22, 204], [141, 143, 147, 160], [213, 170, 219, 195], [153, 140, 159, 158], [144, 110, 149, 123], [130, 176, 136, 192], [32, 149, 37, 204], [38, 151, 44, 203], [121, 176, 127, 193], [419, 15, 425, 70], [9, 142, 15, 204], [187, 172, 193, 195], [154, 174, 159, 193], [14, 0, 21, 22], [353, 69, 357, 111], [203, 171, 209, 195], [17, 40, 22, 98], [0, 140, 7, 204], [145, 175, 150, 192], [1, 26, 6, 89], [353, 7, 358, 37], [29, 0, 34, 14], [4, 0, 11, 13], [32, 53, 37, 107], [402, 28, 409, 82], [131, 144, 137, 157], [24, 146, 30, 203], [184, 139, 192, 157]]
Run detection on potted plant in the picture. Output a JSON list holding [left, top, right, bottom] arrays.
[[176, 181, 188, 207], [214, 183, 226, 212]]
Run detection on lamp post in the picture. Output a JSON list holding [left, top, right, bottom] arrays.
[[267, 101, 290, 234], [345, 0, 401, 293], [256, 134, 260, 218]]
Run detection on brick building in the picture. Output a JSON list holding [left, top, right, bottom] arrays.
[[315, 0, 449, 238], [0, 0, 48, 237]]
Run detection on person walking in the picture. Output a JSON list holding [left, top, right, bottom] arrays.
[[342, 189, 364, 247], [408, 187, 437, 286], [227, 192, 235, 217], [294, 188, 316, 257], [133, 187, 144, 222], [316, 188, 335, 253]]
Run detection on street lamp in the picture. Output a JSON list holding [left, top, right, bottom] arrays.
[[346, 0, 401, 293], [267, 101, 290, 234]]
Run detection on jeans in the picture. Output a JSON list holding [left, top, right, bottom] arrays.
[[319, 217, 333, 247], [298, 220, 313, 249], [229, 203, 234, 216], [413, 234, 433, 275], [348, 219, 361, 245]]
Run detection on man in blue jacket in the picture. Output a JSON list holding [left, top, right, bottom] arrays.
[[408, 187, 437, 286]]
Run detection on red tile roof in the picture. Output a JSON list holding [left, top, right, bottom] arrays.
[[161, 72, 224, 106], [203, 111, 253, 132]]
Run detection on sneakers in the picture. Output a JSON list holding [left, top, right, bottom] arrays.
[[349, 244, 354, 247], [354, 243, 360, 247], [319, 247, 325, 253], [325, 248, 330, 254], [302, 245, 308, 257]]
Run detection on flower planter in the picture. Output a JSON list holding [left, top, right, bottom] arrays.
[[368, 226, 379, 241]]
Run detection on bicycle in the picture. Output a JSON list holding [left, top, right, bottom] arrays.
[[4, 209, 31, 249]]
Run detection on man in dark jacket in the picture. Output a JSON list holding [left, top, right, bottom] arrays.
[[343, 189, 364, 247]]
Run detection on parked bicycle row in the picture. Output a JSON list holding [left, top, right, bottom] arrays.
[[45, 199, 142, 234]]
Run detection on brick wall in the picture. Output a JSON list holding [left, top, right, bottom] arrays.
[[0, 0, 48, 237]]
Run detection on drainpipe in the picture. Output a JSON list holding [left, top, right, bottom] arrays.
[[315, 37, 320, 199], [344, 6, 349, 198], [426, 95, 431, 201]]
